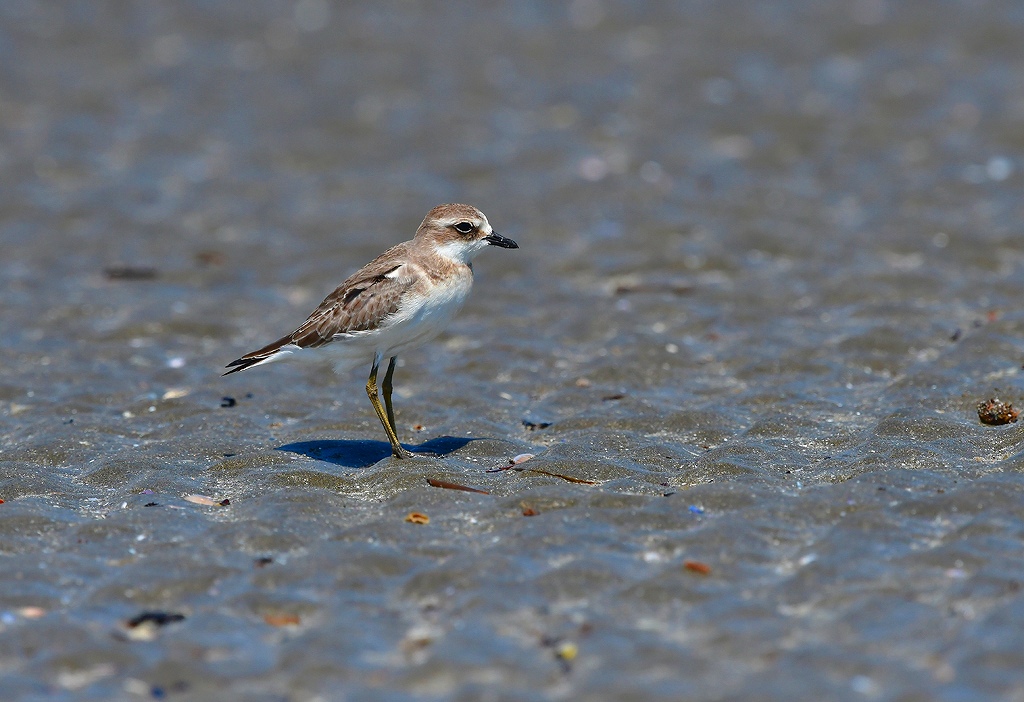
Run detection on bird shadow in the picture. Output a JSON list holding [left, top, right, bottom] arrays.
[[276, 436, 475, 468]]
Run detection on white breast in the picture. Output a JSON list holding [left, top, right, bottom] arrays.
[[371, 269, 474, 357]]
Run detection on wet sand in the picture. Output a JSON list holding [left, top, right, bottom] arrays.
[[2, 1, 1024, 700]]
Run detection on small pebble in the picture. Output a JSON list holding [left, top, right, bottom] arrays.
[[184, 494, 228, 507], [684, 560, 712, 575], [555, 642, 578, 661], [978, 398, 1019, 425]]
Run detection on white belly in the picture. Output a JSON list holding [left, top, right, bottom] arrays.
[[321, 272, 474, 373]]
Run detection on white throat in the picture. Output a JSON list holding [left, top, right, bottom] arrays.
[[433, 238, 490, 265]]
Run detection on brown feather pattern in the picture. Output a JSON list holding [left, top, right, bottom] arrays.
[[224, 244, 418, 374]]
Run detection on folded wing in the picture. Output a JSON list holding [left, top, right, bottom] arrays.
[[224, 250, 415, 375]]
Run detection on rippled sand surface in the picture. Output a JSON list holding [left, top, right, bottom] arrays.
[[2, 1, 1024, 699]]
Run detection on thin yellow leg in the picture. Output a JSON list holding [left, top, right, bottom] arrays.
[[366, 357, 413, 459], [382, 356, 398, 433]]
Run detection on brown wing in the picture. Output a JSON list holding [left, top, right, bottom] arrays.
[[291, 264, 413, 344], [224, 245, 416, 374]]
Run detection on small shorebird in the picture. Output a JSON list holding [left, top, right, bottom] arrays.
[[225, 204, 518, 458]]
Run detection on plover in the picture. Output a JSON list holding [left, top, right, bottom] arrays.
[[225, 203, 518, 458]]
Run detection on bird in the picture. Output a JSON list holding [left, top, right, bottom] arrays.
[[224, 203, 519, 459]]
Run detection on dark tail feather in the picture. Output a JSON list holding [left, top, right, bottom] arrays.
[[223, 334, 294, 376], [223, 357, 264, 375]]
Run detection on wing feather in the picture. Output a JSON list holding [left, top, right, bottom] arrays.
[[224, 244, 417, 374]]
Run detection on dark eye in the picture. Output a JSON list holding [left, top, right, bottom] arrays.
[[453, 221, 474, 234]]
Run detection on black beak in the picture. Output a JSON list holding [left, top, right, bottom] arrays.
[[484, 231, 519, 249]]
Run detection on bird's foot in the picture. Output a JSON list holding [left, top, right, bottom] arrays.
[[392, 446, 417, 460]]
